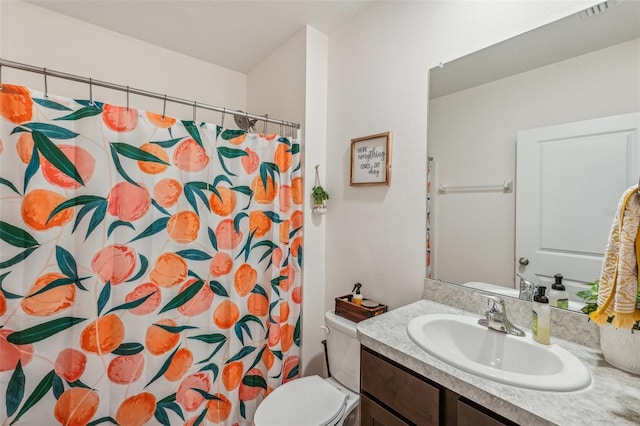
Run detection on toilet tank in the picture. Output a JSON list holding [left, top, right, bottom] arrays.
[[325, 310, 360, 392]]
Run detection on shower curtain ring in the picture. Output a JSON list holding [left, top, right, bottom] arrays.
[[193, 101, 197, 123], [221, 107, 226, 128], [0, 64, 3, 89], [161, 94, 167, 121], [263, 114, 269, 134], [89, 78, 94, 105], [44, 67, 48, 98], [126, 86, 130, 111]]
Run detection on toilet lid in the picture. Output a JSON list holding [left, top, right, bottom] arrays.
[[254, 375, 348, 426]]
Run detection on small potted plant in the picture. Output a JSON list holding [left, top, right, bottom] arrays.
[[578, 279, 640, 374], [312, 185, 329, 215], [576, 280, 600, 317], [577, 279, 640, 330]]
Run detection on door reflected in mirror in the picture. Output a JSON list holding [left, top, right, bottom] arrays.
[[427, 1, 640, 313]]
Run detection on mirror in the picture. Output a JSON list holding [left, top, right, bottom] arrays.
[[427, 0, 640, 312]]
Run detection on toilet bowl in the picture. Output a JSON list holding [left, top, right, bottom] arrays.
[[253, 375, 359, 426], [254, 311, 360, 426]]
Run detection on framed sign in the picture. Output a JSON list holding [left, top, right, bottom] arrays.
[[350, 132, 392, 186]]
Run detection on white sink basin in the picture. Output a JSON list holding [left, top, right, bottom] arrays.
[[407, 314, 591, 392]]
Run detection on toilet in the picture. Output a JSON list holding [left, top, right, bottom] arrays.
[[254, 310, 360, 426]]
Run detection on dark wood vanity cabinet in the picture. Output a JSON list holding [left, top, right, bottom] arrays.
[[361, 346, 440, 425], [360, 347, 518, 426], [360, 395, 411, 426], [455, 398, 516, 426]]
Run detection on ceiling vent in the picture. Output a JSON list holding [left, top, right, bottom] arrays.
[[580, 0, 621, 18]]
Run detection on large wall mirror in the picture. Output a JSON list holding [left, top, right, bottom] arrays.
[[427, 0, 640, 313]]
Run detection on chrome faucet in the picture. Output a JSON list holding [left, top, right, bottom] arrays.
[[517, 273, 536, 302], [475, 293, 526, 337]]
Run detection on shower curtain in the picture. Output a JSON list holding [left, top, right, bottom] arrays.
[[0, 84, 302, 425]]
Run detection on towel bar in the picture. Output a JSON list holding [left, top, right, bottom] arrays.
[[438, 180, 513, 194]]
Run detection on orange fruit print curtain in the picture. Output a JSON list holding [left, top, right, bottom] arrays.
[[0, 84, 302, 425]]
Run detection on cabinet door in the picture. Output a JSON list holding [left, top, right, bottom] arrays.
[[361, 348, 440, 425], [457, 399, 515, 426], [360, 395, 411, 426]]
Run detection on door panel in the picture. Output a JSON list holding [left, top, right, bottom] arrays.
[[516, 112, 639, 299]]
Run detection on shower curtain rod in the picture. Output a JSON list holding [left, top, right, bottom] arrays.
[[0, 58, 300, 129]]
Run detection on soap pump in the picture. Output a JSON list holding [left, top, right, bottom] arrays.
[[532, 286, 550, 345], [548, 273, 569, 309], [352, 283, 363, 306]]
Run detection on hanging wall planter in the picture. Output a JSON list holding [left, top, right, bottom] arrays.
[[312, 203, 327, 215], [312, 165, 329, 215]]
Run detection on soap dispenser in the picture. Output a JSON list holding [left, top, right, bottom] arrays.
[[352, 283, 363, 306], [532, 286, 550, 345], [548, 273, 569, 309]]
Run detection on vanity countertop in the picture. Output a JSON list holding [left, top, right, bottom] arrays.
[[357, 299, 640, 426]]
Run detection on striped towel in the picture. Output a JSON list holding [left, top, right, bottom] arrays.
[[590, 185, 640, 329]]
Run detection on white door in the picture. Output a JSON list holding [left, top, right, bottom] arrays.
[[516, 112, 640, 301]]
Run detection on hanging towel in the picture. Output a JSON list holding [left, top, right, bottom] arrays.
[[590, 185, 640, 329]]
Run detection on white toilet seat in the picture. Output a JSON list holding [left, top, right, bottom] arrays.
[[254, 375, 348, 426]]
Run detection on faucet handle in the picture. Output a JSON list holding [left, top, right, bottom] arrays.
[[474, 292, 505, 311], [475, 292, 526, 337], [517, 273, 530, 284]]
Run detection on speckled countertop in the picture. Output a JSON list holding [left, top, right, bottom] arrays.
[[357, 299, 640, 426]]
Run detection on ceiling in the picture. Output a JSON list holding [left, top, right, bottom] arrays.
[[26, 0, 375, 73], [430, 0, 640, 98]]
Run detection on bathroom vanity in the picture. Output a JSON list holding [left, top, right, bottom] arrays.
[[357, 288, 640, 425], [361, 346, 515, 425]]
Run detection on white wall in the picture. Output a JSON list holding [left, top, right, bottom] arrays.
[[430, 38, 640, 288], [301, 27, 329, 377], [0, 0, 246, 123], [247, 29, 306, 134], [325, 1, 598, 311], [247, 26, 329, 377]]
